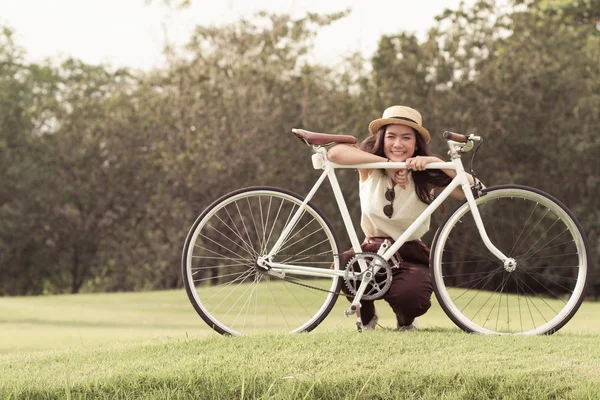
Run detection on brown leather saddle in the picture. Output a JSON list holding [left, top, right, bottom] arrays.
[[292, 128, 357, 146]]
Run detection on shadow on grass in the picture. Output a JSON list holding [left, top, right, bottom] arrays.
[[373, 326, 463, 334]]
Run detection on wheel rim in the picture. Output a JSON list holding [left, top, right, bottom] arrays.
[[184, 189, 340, 335], [432, 187, 588, 335]]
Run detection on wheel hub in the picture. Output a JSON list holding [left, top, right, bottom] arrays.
[[503, 258, 517, 272], [255, 256, 270, 272]]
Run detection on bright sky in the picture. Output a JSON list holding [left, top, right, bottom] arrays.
[[2, 0, 472, 70]]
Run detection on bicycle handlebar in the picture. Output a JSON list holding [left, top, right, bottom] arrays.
[[443, 131, 467, 142], [443, 131, 482, 142]]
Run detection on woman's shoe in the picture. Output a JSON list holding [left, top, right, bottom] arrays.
[[357, 312, 379, 332], [397, 318, 418, 331]]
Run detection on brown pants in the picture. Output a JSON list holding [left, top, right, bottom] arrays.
[[340, 237, 433, 327]]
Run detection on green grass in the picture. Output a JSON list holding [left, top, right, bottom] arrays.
[[186, 279, 598, 335], [1, 290, 600, 399]]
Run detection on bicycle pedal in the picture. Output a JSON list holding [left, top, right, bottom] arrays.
[[356, 317, 364, 332], [344, 305, 357, 317]]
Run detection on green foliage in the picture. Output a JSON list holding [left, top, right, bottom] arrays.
[[0, 0, 598, 296]]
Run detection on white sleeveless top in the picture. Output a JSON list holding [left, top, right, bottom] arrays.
[[359, 170, 429, 240]]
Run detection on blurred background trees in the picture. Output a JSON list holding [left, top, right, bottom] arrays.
[[1, 0, 598, 296]]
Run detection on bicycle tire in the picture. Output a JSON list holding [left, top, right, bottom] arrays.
[[430, 184, 590, 335], [182, 186, 342, 335]]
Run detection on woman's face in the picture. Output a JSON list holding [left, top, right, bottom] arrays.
[[383, 124, 417, 162]]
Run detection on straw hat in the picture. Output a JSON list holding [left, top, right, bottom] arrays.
[[368, 105, 431, 144]]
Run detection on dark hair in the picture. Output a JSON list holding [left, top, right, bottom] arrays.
[[359, 125, 451, 205]]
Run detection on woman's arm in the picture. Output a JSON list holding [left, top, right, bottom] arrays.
[[327, 144, 390, 182], [404, 155, 485, 200]]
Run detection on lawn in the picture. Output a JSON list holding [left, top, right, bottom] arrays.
[[1, 290, 599, 398]]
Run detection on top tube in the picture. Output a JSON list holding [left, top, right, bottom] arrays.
[[329, 161, 457, 170]]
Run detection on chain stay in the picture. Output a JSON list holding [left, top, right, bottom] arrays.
[[265, 252, 389, 299], [264, 253, 346, 297]]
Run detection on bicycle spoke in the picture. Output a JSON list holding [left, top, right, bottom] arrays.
[[282, 281, 314, 320], [280, 237, 331, 263], [192, 261, 251, 271], [488, 273, 509, 331], [193, 270, 248, 283], [521, 268, 575, 293], [525, 265, 580, 270], [516, 217, 560, 261], [199, 231, 248, 261], [445, 235, 499, 264], [203, 268, 256, 305], [451, 266, 505, 295], [223, 277, 263, 327], [206, 223, 259, 258], [233, 275, 262, 331], [509, 202, 538, 257], [234, 200, 257, 257], [215, 213, 256, 256], [223, 206, 256, 256], [246, 197, 265, 256], [264, 197, 285, 254], [517, 238, 575, 262], [487, 198, 504, 252], [279, 226, 324, 255], [278, 210, 307, 251], [513, 208, 551, 256], [469, 276, 507, 322], [183, 189, 340, 335], [455, 267, 504, 308], [441, 258, 501, 266], [520, 252, 580, 262], [431, 186, 588, 335], [193, 243, 251, 263], [257, 196, 268, 254], [267, 278, 291, 331], [513, 275, 554, 323]]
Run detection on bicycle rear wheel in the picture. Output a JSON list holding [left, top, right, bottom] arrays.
[[182, 186, 342, 335], [430, 185, 589, 335]]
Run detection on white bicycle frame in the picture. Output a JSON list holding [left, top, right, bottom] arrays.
[[261, 140, 509, 308]]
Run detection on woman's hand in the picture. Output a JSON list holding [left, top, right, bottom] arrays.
[[405, 156, 441, 171], [392, 156, 439, 189], [394, 169, 410, 189]]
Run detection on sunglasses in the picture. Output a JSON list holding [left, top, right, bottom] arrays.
[[383, 188, 395, 218]]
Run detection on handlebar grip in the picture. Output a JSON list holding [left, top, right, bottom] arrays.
[[443, 131, 468, 143]]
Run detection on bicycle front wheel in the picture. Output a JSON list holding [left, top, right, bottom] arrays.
[[431, 185, 590, 335], [182, 186, 342, 335]]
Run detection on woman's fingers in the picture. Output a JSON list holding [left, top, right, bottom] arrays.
[[395, 170, 408, 179], [405, 156, 428, 171], [395, 170, 409, 189]]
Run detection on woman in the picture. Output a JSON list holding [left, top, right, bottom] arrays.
[[327, 105, 480, 331]]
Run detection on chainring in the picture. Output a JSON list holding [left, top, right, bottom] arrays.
[[344, 252, 392, 300]]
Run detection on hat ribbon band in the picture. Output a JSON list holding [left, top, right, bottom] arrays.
[[390, 116, 418, 125]]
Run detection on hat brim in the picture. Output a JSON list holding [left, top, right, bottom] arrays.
[[368, 118, 431, 144]]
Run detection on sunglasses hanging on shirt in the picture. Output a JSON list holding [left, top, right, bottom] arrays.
[[383, 187, 395, 218]]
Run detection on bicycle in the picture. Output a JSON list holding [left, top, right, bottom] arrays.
[[182, 129, 590, 336]]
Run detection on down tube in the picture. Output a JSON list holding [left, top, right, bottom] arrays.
[[382, 176, 462, 259], [326, 168, 363, 253]]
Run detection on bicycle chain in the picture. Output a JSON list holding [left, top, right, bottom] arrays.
[[261, 253, 351, 298], [278, 275, 352, 298]]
